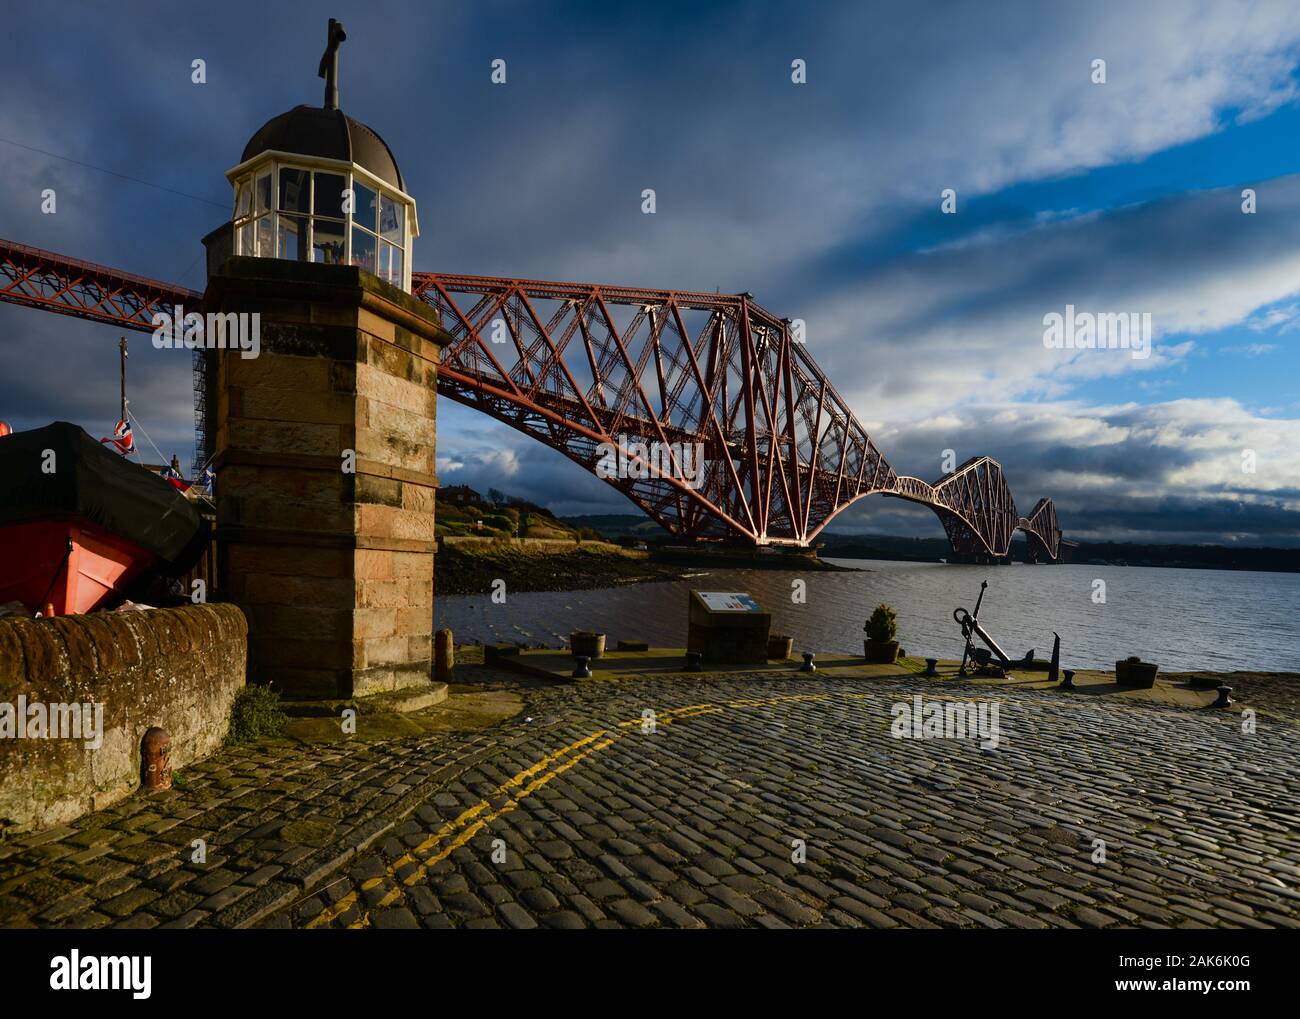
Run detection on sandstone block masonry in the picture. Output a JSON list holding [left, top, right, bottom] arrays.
[[205, 259, 449, 699], [0, 604, 248, 832]]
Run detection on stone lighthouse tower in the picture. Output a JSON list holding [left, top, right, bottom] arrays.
[[203, 20, 448, 700]]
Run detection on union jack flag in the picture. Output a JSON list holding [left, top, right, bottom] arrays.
[[160, 464, 192, 492], [99, 419, 135, 456]]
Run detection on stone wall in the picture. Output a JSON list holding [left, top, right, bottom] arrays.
[[0, 604, 247, 833]]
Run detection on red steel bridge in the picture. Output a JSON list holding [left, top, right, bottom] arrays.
[[0, 237, 1068, 561]]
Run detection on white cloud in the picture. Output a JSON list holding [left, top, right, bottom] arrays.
[[796, 176, 1300, 422], [834, 396, 1300, 544]]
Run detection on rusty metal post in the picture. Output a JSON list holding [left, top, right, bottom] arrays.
[[140, 727, 172, 791]]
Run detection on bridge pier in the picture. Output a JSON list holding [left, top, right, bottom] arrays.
[[947, 551, 1012, 565], [205, 258, 448, 699]]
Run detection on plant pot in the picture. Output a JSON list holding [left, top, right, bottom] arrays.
[[570, 631, 606, 659], [1115, 656, 1158, 688], [863, 639, 900, 664], [767, 634, 794, 660]]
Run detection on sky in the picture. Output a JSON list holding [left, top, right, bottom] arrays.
[[1, 0, 1298, 547]]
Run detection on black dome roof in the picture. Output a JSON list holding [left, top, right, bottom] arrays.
[[241, 105, 405, 191]]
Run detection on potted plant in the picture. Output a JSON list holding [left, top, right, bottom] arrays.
[[570, 631, 606, 659], [767, 633, 794, 660], [863, 603, 900, 664]]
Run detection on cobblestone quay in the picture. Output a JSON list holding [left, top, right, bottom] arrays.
[[283, 674, 1296, 930], [1, 669, 1295, 930]]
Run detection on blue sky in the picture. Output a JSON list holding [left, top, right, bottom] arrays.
[[1, 0, 1298, 545]]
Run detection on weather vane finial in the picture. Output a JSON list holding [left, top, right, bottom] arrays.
[[318, 18, 347, 111]]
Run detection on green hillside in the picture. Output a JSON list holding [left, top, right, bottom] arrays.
[[438, 492, 604, 541]]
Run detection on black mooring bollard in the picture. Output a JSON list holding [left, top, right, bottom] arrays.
[[571, 655, 592, 679], [685, 650, 703, 672], [1060, 669, 1075, 690], [923, 658, 938, 676], [799, 652, 816, 673], [1213, 684, 1233, 708]]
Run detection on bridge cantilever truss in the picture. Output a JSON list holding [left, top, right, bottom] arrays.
[[411, 273, 1065, 560], [0, 238, 1067, 561], [884, 457, 1062, 562], [0, 238, 208, 467]]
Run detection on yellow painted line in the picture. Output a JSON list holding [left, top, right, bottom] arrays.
[[305, 687, 885, 929], [348, 737, 617, 928], [499, 731, 610, 791], [395, 737, 614, 890], [383, 730, 610, 877], [306, 729, 615, 929]]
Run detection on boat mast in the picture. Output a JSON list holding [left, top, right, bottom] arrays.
[[119, 336, 128, 420]]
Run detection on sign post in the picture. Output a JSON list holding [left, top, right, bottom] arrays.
[[687, 590, 772, 664]]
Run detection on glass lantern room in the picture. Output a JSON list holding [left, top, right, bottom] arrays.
[[224, 22, 418, 292], [226, 154, 416, 291]]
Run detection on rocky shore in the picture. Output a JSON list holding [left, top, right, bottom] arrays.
[[435, 542, 686, 596]]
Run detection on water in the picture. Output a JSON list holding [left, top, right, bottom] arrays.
[[434, 559, 1300, 672]]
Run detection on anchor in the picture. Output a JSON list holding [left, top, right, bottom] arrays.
[[953, 580, 1060, 681]]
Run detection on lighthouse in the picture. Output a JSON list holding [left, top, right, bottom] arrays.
[[202, 20, 447, 701], [208, 19, 418, 291]]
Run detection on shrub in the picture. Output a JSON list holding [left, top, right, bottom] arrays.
[[864, 603, 897, 643], [227, 685, 287, 743]]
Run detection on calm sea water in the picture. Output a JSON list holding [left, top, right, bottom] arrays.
[[434, 559, 1300, 672]]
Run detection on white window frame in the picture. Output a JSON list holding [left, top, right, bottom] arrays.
[[226, 150, 417, 291]]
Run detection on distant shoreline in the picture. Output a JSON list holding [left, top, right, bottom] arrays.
[[559, 515, 1300, 576]]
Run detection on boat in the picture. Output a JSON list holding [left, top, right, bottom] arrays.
[[0, 421, 209, 615]]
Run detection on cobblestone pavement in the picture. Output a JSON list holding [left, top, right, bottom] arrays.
[[281, 672, 1298, 929], [2, 670, 1297, 930], [0, 707, 540, 929]]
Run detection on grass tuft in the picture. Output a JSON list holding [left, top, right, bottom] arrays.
[[227, 685, 287, 744]]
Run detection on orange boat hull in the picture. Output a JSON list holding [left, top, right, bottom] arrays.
[[0, 519, 160, 615]]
